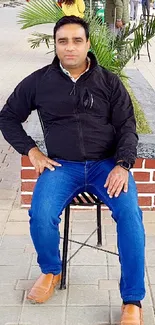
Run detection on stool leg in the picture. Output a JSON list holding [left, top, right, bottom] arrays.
[[97, 204, 102, 246], [60, 204, 70, 290]]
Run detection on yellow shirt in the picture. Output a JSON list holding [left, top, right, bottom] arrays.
[[62, 0, 85, 18]]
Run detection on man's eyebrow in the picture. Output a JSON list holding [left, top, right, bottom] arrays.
[[57, 37, 84, 41]]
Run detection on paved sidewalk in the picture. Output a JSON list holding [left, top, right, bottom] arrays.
[[0, 6, 155, 325]]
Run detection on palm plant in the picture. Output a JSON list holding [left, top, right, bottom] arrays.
[[18, 0, 155, 76]]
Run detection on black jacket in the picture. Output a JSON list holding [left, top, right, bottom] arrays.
[[0, 52, 138, 165]]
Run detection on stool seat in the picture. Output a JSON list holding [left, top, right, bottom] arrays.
[[71, 192, 102, 205]]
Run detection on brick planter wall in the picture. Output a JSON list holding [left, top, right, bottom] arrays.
[[21, 156, 155, 210]]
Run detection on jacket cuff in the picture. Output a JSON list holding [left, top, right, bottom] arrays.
[[24, 142, 37, 156]]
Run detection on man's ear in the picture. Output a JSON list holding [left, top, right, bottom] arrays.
[[87, 39, 91, 49]]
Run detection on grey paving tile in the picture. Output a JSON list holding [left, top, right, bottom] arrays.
[[8, 209, 29, 222], [99, 280, 119, 290], [72, 220, 102, 235], [70, 233, 106, 249], [146, 236, 155, 250], [146, 250, 155, 266], [104, 224, 116, 235], [105, 234, 117, 246], [0, 199, 14, 210], [0, 209, 9, 222], [151, 284, 155, 306], [0, 284, 24, 306], [20, 306, 65, 325], [66, 306, 110, 325], [28, 266, 40, 280], [70, 247, 107, 266], [107, 254, 119, 266], [147, 267, 155, 284], [0, 265, 29, 285], [0, 307, 21, 325], [1, 235, 32, 249], [72, 209, 97, 221], [0, 249, 32, 266], [108, 266, 120, 280], [67, 285, 109, 306], [109, 287, 153, 306], [69, 265, 108, 285]]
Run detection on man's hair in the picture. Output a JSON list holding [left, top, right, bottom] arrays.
[[53, 16, 89, 41]]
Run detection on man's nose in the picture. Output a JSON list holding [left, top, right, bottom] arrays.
[[65, 43, 75, 51]]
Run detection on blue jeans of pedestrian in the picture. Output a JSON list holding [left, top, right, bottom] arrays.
[[29, 158, 145, 302]]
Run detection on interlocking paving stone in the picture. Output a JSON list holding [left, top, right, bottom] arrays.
[[20, 306, 65, 325], [146, 250, 155, 266], [146, 236, 155, 250], [109, 287, 153, 306], [69, 265, 108, 285], [108, 266, 120, 280], [0, 284, 24, 306], [0, 307, 21, 325], [8, 209, 29, 222], [70, 247, 107, 266], [99, 280, 119, 290], [1, 235, 32, 249], [147, 266, 155, 284], [68, 285, 109, 306], [0, 265, 30, 285], [0, 249, 32, 266], [4, 222, 29, 235], [66, 306, 110, 325], [0, 209, 9, 222]]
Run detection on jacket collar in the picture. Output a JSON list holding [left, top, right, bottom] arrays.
[[51, 51, 98, 74]]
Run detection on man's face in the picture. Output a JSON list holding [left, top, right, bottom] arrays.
[[55, 24, 90, 69]]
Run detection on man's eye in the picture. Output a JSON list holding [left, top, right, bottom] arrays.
[[59, 40, 66, 44], [75, 39, 82, 43]]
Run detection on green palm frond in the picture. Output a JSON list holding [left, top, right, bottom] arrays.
[[113, 16, 155, 69], [18, 1, 155, 76], [28, 32, 54, 49], [18, 0, 64, 29]]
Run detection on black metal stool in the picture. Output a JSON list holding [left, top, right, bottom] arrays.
[[60, 192, 103, 290]]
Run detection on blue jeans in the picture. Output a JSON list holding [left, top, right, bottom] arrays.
[[29, 158, 145, 302]]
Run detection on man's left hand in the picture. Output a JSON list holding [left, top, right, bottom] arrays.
[[104, 166, 129, 198]]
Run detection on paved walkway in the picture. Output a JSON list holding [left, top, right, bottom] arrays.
[[0, 5, 155, 325]]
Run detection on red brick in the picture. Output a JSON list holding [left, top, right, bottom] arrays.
[[138, 196, 152, 206], [133, 158, 144, 168], [21, 182, 36, 192], [153, 172, 155, 181], [133, 172, 150, 182], [145, 159, 155, 169], [136, 183, 155, 193], [21, 155, 33, 167], [21, 169, 38, 180], [21, 195, 32, 205]]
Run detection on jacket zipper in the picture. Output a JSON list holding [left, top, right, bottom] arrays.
[[70, 82, 86, 159]]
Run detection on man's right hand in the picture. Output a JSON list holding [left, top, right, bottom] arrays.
[[28, 147, 62, 175]]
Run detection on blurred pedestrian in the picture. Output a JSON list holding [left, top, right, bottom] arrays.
[[130, 0, 139, 20], [142, 0, 150, 18], [104, 0, 129, 36], [61, 0, 85, 18]]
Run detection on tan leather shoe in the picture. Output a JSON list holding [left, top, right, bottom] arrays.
[[121, 304, 143, 325], [27, 273, 61, 303]]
